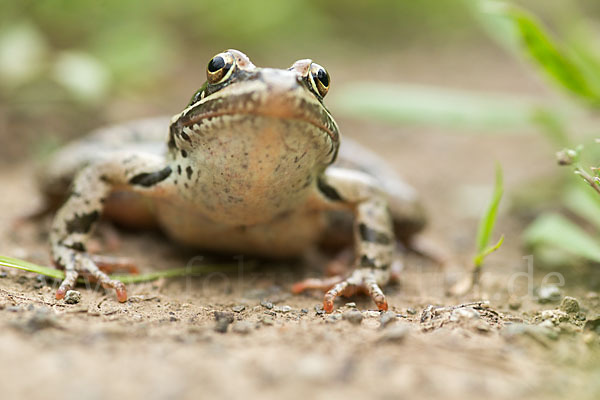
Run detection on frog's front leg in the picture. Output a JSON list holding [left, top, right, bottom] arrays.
[[297, 167, 396, 312], [50, 152, 173, 302]]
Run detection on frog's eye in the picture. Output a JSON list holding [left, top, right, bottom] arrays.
[[308, 63, 330, 98], [206, 52, 236, 84]]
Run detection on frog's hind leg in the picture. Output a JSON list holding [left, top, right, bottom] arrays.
[[296, 167, 398, 312], [51, 152, 174, 302]]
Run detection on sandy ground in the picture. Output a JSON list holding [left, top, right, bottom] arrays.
[[1, 48, 600, 400]]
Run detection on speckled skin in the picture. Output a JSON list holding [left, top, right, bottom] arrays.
[[45, 50, 425, 312]]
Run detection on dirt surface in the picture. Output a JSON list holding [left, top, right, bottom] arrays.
[[1, 49, 600, 400]]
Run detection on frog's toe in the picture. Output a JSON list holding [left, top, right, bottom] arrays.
[[88, 267, 128, 302], [55, 270, 79, 300]]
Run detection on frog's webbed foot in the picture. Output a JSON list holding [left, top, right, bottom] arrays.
[[293, 264, 400, 312], [54, 251, 128, 302]]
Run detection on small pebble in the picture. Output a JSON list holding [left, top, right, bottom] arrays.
[[326, 314, 341, 324], [232, 305, 246, 313], [342, 310, 363, 325], [537, 285, 561, 304], [260, 300, 273, 310], [559, 296, 580, 314], [345, 302, 356, 308], [213, 311, 234, 333], [406, 308, 416, 315], [365, 311, 381, 318], [64, 290, 81, 304], [232, 321, 253, 334], [274, 305, 291, 313], [450, 307, 480, 322], [378, 324, 410, 343], [0, 271, 7, 278], [261, 316, 274, 325], [380, 311, 397, 328], [314, 305, 325, 315], [300, 308, 308, 314]]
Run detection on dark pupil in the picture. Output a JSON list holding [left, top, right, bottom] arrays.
[[316, 69, 329, 87], [208, 56, 225, 72]]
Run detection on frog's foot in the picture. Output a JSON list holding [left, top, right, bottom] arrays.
[[55, 254, 127, 302], [323, 268, 388, 313], [292, 268, 390, 313]]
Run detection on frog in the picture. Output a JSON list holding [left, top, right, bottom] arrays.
[[42, 49, 426, 312]]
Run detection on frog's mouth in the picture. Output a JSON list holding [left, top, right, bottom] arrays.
[[171, 76, 339, 145]]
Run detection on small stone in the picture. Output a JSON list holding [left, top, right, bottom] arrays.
[[378, 324, 410, 343], [539, 319, 555, 329], [406, 308, 416, 315], [314, 305, 325, 315], [260, 300, 273, 310], [261, 316, 274, 325], [450, 307, 480, 322], [365, 311, 381, 318], [345, 302, 356, 308], [232, 321, 253, 334], [540, 309, 569, 324], [342, 310, 363, 325], [326, 314, 341, 324], [559, 296, 580, 314], [64, 290, 81, 304], [275, 305, 291, 313], [0, 271, 7, 278], [213, 311, 234, 333], [380, 311, 397, 328], [232, 305, 246, 313], [300, 308, 308, 314], [537, 285, 561, 304]]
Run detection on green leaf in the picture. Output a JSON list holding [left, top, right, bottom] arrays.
[[473, 163, 504, 268], [523, 213, 600, 263], [0, 255, 245, 284], [563, 184, 600, 231], [332, 82, 552, 132], [474, 1, 600, 105]]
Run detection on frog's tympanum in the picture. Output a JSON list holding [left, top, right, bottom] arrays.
[[44, 50, 425, 312]]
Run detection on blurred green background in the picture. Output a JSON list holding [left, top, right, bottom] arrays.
[[3, 0, 596, 163], [3, 0, 600, 268]]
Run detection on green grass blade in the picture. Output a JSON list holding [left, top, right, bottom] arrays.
[[475, 164, 504, 256], [474, 0, 600, 104], [331, 82, 551, 132], [523, 213, 600, 263], [563, 184, 600, 231], [0, 255, 246, 284], [0, 255, 65, 279]]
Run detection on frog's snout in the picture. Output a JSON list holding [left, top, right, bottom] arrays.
[[258, 68, 304, 93]]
